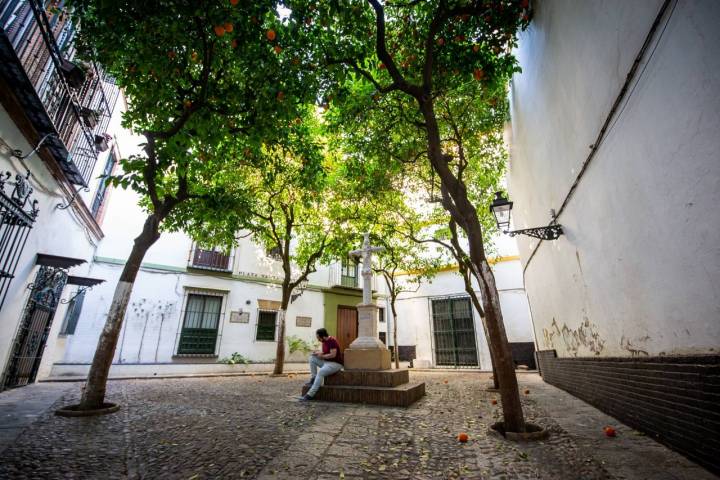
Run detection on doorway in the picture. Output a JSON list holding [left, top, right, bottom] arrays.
[[3, 266, 68, 389], [336, 305, 358, 352], [431, 297, 479, 367]]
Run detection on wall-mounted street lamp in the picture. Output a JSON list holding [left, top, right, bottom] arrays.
[[489, 191, 564, 241]]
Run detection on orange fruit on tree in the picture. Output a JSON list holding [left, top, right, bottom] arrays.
[[214, 25, 225, 37], [230, 0, 239, 5], [457, 432, 469, 443], [274, 45, 282, 54], [473, 68, 485, 81], [224, 23, 233, 33], [436, 37, 445, 46], [231, 39, 238, 49], [266, 29, 276, 41], [379, 62, 386, 69]]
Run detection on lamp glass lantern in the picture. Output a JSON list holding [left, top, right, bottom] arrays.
[[489, 191, 513, 232]]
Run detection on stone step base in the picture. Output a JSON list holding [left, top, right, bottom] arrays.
[[302, 382, 425, 407], [323, 369, 409, 387]]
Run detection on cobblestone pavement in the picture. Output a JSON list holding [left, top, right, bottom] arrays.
[[0, 372, 714, 479]]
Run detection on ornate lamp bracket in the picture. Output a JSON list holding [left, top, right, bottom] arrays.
[[507, 225, 564, 241]]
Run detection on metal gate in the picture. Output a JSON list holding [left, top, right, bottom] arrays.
[[3, 265, 67, 389], [431, 297, 479, 367]]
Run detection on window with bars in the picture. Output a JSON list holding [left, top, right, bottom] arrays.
[[256, 310, 277, 341], [340, 257, 358, 287], [59, 290, 85, 335], [90, 150, 117, 219], [177, 294, 223, 354]]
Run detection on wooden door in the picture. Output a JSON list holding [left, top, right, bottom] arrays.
[[336, 306, 358, 352]]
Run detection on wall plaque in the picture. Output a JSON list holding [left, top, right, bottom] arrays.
[[296, 316, 312, 327], [230, 311, 250, 323]]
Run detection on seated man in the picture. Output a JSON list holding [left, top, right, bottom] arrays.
[[299, 328, 343, 401]]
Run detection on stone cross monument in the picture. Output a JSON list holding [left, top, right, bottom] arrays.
[[344, 233, 392, 370]]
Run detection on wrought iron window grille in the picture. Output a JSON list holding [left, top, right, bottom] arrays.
[[0, 170, 39, 311]]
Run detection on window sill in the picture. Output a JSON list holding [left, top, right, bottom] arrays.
[[173, 354, 218, 358], [187, 265, 233, 273]]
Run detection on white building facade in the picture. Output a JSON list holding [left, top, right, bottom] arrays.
[[0, 1, 122, 390]]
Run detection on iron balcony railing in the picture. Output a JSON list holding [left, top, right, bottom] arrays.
[[0, 0, 119, 187], [328, 262, 377, 290], [188, 246, 233, 272]]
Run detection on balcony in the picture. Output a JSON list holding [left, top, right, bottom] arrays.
[[0, 0, 120, 187], [328, 262, 377, 290], [188, 246, 233, 273]]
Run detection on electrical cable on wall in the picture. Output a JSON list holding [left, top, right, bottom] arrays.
[[521, 0, 678, 275]]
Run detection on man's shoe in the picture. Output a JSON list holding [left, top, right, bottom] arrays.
[[298, 394, 314, 402], [304, 377, 315, 387]]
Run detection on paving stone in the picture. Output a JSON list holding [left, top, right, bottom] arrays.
[[0, 373, 715, 479]]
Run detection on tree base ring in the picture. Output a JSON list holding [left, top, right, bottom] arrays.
[[55, 402, 120, 417], [489, 421, 549, 441]]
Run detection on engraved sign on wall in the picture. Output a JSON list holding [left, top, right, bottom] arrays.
[[296, 316, 312, 327], [230, 311, 250, 323]]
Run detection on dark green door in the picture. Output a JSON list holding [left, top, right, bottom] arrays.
[[431, 297, 479, 367]]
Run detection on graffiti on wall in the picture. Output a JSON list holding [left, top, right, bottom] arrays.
[[620, 335, 650, 357], [542, 316, 606, 356], [117, 298, 177, 363]]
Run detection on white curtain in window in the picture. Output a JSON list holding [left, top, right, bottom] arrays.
[[184, 294, 222, 329]]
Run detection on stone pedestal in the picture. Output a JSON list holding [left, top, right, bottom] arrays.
[[301, 369, 425, 407], [344, 303, 391, 370], [301, 303, 425, 407]]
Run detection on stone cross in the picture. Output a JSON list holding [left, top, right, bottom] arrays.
[[349, 233, 384, 305]]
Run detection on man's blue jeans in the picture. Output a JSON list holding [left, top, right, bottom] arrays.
[[307, 355, 342, 397]]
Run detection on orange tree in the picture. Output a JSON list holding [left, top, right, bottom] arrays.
[[285, 0, 531, 432], [69, 0, 316, 410]]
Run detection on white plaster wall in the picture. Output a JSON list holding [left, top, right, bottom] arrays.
[[59, 261, 325, 366], [508, 0, 720, 357], [0, 103, 116, 378]]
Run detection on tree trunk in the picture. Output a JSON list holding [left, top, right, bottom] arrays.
[[391, 296, 399, 369], [79, 213, 162, 409], [273, 288, 291, 375], [463, 281, 500, 390], [419, 99, 525, 432]]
